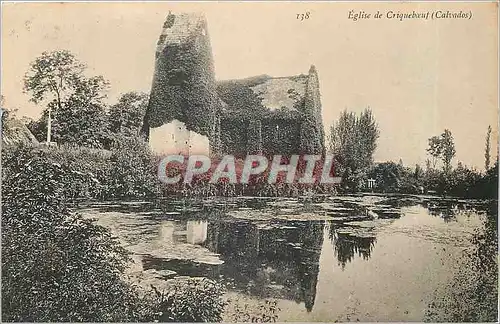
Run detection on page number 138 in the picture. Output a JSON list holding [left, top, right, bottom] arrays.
[[297, 12, 310, 21]]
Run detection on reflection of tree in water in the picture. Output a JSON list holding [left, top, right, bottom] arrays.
[[204, 219, 323, 312], [328, 224, 376, 269], [421, 199, 484, 223], [423, 201, 457, 222]]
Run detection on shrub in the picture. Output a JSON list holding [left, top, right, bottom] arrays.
[[1, 144, 227, 322], [2, 137, 162, 201], [366, 161, 498, 198], [103, 135, 161, 199], [1, 145, 145, 321], [147, 277, 226, 322], [224, 297, 280, 323]]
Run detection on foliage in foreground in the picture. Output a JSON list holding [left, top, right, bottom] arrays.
[[426, 203, 498, 322], [1, 146, 142, 321], [1, 145, 226, 322], [2, 137, 161, 201], [223, 296, 280, 323], [147, 277, 226, 322]]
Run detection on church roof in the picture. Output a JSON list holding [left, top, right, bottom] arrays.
[[2, 118, 39, 146], [216, 74, 309, 119]]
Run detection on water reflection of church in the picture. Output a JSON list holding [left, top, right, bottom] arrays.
[[153, 218, 376, 312], [205, 220, 324, 312]]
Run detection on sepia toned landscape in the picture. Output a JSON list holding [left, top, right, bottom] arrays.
[[1, 2, 498, 322]]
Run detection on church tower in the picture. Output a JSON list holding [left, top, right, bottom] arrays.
[[142, 12, 219, 155]]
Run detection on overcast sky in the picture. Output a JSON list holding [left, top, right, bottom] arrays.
[[1, 2, 498, 169]]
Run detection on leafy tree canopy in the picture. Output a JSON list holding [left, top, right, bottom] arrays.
[[328, 108, 379, 191], [24, 51, 110, 148], [108, 91, 149, 138]]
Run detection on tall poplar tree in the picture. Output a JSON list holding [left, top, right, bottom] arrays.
[[328, 108, 379, 190], [485, 125, 492, 171]]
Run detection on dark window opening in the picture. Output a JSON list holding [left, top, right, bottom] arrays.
[[157, 34, 166, 45], [163, 14, 176, 29], [167, 69, 187, 86]]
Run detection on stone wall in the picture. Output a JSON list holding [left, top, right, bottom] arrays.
[[261, 119, 301, 156], [149, 119, 209, 155], [215, 117, 302, 156]]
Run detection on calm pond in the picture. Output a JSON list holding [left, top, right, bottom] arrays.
[[79, 194, 497, 322]]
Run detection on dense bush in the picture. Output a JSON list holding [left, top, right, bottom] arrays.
[[2, 137, 161, 201], [103, 135, 161, 199], [1, 144, 227, 322], [423, 163, 497, 199], [146, 277, 226, 322], [368, 162, 406, 193], [2, 144, 103, 201], [1, 145, 145, 321]]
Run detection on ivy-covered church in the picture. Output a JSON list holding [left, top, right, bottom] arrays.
[[141, 12, 325, 156]]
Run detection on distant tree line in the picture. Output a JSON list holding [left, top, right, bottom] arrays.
[[328, 108, 497, 199]]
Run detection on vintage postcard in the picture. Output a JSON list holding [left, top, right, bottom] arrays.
[[1, 1, 498, 322]]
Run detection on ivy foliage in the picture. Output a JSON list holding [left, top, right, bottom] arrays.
[[146, 15, 218, 136]]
